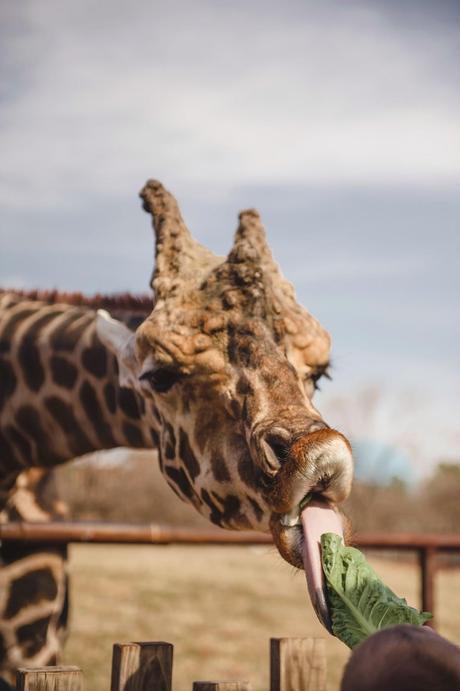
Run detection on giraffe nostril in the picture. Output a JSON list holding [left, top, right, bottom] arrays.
[[261, 432, 291, 472], [267, 434, 290, 461]]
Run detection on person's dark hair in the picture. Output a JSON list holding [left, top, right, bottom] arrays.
[[340, 624, 460, 691]]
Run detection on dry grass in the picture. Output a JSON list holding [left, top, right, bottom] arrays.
[[63, 545, 460, 691]]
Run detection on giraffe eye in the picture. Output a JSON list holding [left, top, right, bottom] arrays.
[[310, 372, 323, 392], [139, 367, 182, 393], [305, 364, 332, 392]]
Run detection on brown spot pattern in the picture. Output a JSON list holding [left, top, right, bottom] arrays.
[[163, 422, 176, 460], [44, 396, 93, 457], [178, 428, 200, 481], [0, 356, 16, 410], [122, 422, 144, 448], [0, 308, 35, 350], [82, 345, 107, 378], [15, 406, 60, 465], [50, 355, 78, 389], [0, 430, 22, 472], [165, 465, 198, 503], [4, 568, 57, 619], [79, 380, 116, 447], [103, 382, 117, 414], [210, 455, 231, 483], [50, 311, 93, 351], [17, 616, 52, 656], [4, 424, 31, 463], [118, 387, 141, 420], [18, 340, 45, 392]]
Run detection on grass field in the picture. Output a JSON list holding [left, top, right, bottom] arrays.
[[63, 544, 460, 691]]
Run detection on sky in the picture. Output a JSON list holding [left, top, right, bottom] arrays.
[[1, 0, 459, 479]]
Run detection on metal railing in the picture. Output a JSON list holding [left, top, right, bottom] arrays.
[[2, 522, 459, 628]]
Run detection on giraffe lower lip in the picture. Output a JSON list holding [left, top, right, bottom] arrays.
[[279, 492, 313, 527]]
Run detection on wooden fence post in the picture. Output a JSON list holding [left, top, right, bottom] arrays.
[[270, 638, 327, 691], [110, 642, 173, 691], [192, 684, 251, 690], [16, 667, 82, 691], [419, 547, 436, 628]]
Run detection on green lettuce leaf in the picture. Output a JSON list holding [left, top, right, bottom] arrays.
[[321, 533, 432, 649]]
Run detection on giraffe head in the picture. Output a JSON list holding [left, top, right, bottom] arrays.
[[97, 180, 353, 570]]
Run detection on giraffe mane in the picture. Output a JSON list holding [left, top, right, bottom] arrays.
[[1, 288, 153, 312]]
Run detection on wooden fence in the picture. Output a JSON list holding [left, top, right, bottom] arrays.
[[16, 638, 327, 691], [2, 522, 460, 627]]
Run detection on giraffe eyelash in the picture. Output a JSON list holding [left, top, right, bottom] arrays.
[[139, 367, 183, 393], [307, 364, 332, 391]]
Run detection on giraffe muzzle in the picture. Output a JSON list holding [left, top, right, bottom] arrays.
[[266, 428, 353, 517], [268, 428, 352, 578], [268, 434, 353, 631]]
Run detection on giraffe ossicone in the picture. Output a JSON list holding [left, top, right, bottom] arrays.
[[97, 179, 354, 575]]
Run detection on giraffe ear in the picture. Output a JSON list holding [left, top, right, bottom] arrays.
[[96, 310, 135, 358], [96, 311, 139, 387]]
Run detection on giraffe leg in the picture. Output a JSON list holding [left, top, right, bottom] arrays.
[[0, 469, 69, 688]]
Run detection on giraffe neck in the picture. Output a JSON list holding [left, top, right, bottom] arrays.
[[0, 292, 158, 685], [0, 293, 157, 492]]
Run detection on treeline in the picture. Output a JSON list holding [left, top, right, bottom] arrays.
[[48, 451, 460, 535], [344, 462, 460, 534]]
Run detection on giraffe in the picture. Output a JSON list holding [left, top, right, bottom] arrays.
[[0, 179, 353, 685], [0, 292, 154, 686]]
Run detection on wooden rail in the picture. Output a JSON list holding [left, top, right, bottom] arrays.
[[2, 522, 460, 627], [2, 522, 460, 549]]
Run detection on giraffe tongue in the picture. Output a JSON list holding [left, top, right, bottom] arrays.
[[301, 498, 344, 632]]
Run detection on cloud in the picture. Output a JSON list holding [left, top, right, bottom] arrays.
[[1, 0, 459, 210]]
